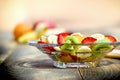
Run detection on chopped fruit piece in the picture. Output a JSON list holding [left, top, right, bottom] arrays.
[[70, 55, 79, 61], [77, 46, 92, 59], [61, 36, 80, 55], [38, 41, 47, 44], [38, 41, 54, 53], [81, 37, 97, 44], [105, 35, 117, 42], [91, 34, 105, 40], [78, 46, 91, 52], [47, 35, 58, 44], [54, 47, 61, 51], [92, 44, 114, 54], [57, 32, 69, 44], [60, 54, 74, 62], [91, 43, 114, 58], [71, 33, 84, 42], [61, 43, 75, 55], [40, 35, 48, 42], [65, 36, 80, 44]]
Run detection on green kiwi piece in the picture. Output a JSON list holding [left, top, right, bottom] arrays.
[[66, 36, 80, 51], [92, 44, 114, 57], [61, 43, 75, 55], [65, 36, 80, 44], [61, 36, 80, 55]]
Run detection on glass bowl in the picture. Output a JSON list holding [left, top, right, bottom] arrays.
[[28, 40, 120, 68]]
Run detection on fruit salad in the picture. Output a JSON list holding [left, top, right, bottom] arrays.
[[38, 32, 118, 64]]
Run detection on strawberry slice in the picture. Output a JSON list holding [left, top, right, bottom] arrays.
[[70, 55, 78, 61], [81, 37, 97, 44], [38, 41, 54, 54], [57, 32, 70, 44], [105, 35, 117, 42]]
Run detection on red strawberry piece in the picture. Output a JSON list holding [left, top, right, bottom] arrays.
[[70, 55, 81, 61], [38, 41, 54, 54], [38, 41, 47, 44], [70, 55, 78, 61], [57, 32, 69, 44], [81, 37, 97, 44], [105, 35, 117, 42]]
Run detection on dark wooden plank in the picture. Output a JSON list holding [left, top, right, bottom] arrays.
[[5, 45, 82, 80], [78, 59, 120, 80]]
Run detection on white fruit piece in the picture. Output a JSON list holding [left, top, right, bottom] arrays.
[[77, 46, 92, 59], [54, 47, 61, 51], [47, 35, 61, 51], [40, 35, 48, 42], [91, 34, 105, 40], [47, 35, 58, 44]]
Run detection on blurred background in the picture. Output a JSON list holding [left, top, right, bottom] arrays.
[[0, 0, 120, 31]]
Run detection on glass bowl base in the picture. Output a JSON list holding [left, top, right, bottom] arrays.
[[53, 61, 99, 68]]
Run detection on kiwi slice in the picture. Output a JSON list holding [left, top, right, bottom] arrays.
[[61, 43, 75, 55], [65, 36, 80, 44], [92, 44, 114, 57], [61, 36, 80, 55]]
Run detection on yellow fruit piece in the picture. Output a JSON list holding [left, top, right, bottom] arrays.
[[60, 54, 74, 62], [75, 35, 84, 42], [71, 33, 84, 42], [18, 31, 37, 43]]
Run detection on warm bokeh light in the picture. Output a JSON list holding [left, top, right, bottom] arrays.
[[0, 0, 120, 31]]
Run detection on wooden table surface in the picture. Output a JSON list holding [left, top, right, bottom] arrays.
[[0, 31, 120, 80]]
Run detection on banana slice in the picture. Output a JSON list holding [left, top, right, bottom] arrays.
[[47, 35, 61, 51], [47, 35, 58, 44], [40, 35, 48, 42], [77, 46, 92, 59], [54, 47, 61, 51], [91, 34, 105, 40]]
